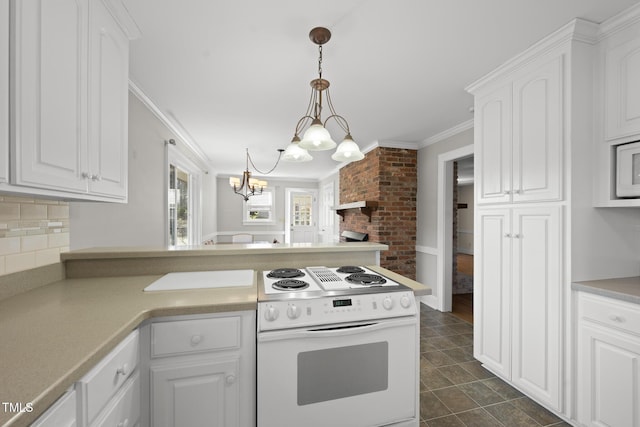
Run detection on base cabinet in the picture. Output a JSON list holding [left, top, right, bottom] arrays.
[[150, 358, 240, 427], [141, 311, 256, 427], [577, 292, 640, 427], [475, 206, 562, 410], [30, 389, 77, 427]]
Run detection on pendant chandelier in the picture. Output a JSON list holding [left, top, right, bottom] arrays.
[[229, 149, 282, 201], [282, 27, 365, 163]]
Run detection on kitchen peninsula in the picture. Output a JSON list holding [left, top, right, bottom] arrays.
[[0, 242, 430, 427]]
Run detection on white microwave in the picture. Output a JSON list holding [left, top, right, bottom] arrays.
[[616, 141, 640, 197]]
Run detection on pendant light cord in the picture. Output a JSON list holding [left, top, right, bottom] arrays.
[[247, 149, 283, 175]]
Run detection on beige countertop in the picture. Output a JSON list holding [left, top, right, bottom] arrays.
[[572, 276, 640, 304], [61, 242, 389, 260], [0, 274, 258, 427], [0, 263, 430, 426]]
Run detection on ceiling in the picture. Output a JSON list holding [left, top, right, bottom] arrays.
[[124, 0, 639, 180]]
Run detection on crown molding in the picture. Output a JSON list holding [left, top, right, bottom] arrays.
[[598, 2, 640, 41], [420, 119, 474, 148], [128, 80, 211, 169], [102, 0, 142, 39], [466, 18, 598, 94]]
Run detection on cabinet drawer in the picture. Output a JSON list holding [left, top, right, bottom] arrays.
[[151, 316, 241, 357], [78, 330, 139, 425], [31, 389, 76, 427], [579, 292, 640, 336], [91, 371, 140, 427]]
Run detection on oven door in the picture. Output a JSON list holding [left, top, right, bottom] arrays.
[[257, 316, 418, 427]]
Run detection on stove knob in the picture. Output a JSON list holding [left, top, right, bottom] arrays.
[[382, 296, 394, 310], [400, 295, 412, 309], [287, 304, 301, 319], [264, 306, 279, 321]]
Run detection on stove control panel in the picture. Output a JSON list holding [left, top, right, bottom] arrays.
[[258, 290, 417, 331]]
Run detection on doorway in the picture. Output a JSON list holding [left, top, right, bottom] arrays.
[[285, 188, 318, 244], [452, 156, 474, 322]]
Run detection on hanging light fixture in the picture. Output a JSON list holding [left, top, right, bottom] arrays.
[[283, 27, 364, 163], [229, 149, 282, 201]]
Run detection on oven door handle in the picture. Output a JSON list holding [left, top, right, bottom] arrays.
[[258, 316, 416, 342]]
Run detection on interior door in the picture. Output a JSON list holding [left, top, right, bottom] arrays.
[[319, 182, 335, 243], [287, 189, 318, 244]]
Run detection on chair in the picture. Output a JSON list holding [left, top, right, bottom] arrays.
[[231, 233, 253, 243]]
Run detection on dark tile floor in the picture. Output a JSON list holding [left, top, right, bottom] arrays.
[[419, 303, 572, 427]]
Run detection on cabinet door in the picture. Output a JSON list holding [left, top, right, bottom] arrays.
[[475, 86, 512, 205], [31, 390, 76, 427], [87, 0, 128, 199], [11, 0, 88, 193], [578, 322, 640, 427], [151, 358, 240, 427], [474, 209, 511, 378], [512, 56, 563, 203], [511, 206, 562, 411], [0, 0, 8, 183], [605, 35, 640, 141]]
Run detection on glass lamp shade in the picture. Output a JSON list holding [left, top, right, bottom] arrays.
[[229, 176, 241, 188], [282, 139, 313, 162], [299, 121, 337, 151], [331, 135, 365, 162]]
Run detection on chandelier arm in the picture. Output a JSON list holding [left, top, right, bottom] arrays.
[[247, 149, 284, 175], [324, 114, 351, 135], [294, 115, 315, 136], [324, 90, 350, 134]]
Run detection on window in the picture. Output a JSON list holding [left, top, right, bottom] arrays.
[[168, 146, 201, 246], [244, 189, 274, 224]]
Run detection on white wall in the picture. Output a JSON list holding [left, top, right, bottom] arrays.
[[70, 92, 216, 249], [416, 128, 473, 304]]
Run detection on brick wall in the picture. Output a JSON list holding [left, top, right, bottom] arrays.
[[0, 196, 69, 276], [339, 147, 417, 279]]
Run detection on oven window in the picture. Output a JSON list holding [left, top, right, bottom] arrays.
[[297, 342, 388, 405]]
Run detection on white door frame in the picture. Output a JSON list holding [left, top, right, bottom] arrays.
[[285, 187, 319, 244], [436, 144, 474, 311]]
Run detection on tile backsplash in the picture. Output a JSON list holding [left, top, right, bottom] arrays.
[[0, 195, 69, 276]]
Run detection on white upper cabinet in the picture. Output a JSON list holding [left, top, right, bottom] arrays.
[[512, 57, 563, 203], [593, 4, 640, 207], [0, 1, 8, 184], [7, 0, 137, 201], [87, 0, 129, 198], [475, 86, 512, 205], [473, 55, 563, 205], [12, 0, 88, 193], [604, 25, 640, 141]]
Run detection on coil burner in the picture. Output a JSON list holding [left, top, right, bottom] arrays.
[[272, 279, 310, 291], [345, 273, 387, 286], [336, 266, 366, 274], [267, 268, 305, 279]]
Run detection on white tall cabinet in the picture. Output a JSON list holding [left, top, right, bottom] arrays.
[[468, 19, 598, 414]]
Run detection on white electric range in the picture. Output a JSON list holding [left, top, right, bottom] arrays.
[[257, 266, 419, 427]]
